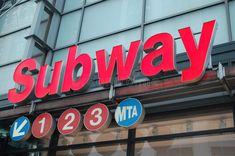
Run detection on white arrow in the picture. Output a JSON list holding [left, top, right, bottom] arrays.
[[12, 119, 27, 137]]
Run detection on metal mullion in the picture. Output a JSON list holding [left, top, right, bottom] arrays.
[[0, 60, 21, 68], [127, 129, 136, 156], [62, 0, 107, 16], [77, 24, 141, 45], [84, 0, 107, 8], [233, 106, 235, 127], [144, 1, 224, 27], [62, 6, 83, 15], [140, 0, 146, 41], [55, 139, 128, 152], [48, 129, 60, 156], [225, 0, 233, 41], [0, 25, 30, 38], [76, 0, 86, 44]]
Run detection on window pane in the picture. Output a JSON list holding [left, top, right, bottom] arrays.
[[56, 10, 82, 48], [135, 133, 235, 156], [51, 48, 69, 66], [56, 144, 127, 156], [146, 0, 221, 22], [63, 0, 84, 12], [79, 28, 141, 58], [144, 5, 228, 54], [80, 0, 142, 41], [58, 127, 128, 146], [136, 109, 233, 137], [53, 29, 140, 73], [230, 1, 235, 41], [86, 0, 102, 5], [0, 1, 36, 35], [0, 29, 29, 65], [0, 63, 18, 95]]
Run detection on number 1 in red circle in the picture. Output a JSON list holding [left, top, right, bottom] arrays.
[[32, 112, 56, 139]]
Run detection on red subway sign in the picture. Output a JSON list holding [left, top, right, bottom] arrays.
[[8, 20, 217, 104]]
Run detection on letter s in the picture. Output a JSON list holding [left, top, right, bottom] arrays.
[[8, 59, 39, 104]]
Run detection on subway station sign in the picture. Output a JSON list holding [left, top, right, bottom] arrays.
[[10, 98, 145, 141], [8, 20, 216, 104]]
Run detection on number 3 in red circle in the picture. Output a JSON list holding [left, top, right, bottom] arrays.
[[84, 104, 112, 131]]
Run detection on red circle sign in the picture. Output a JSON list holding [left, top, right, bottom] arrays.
[[84, 103, 111, 131], [57, 108, 82, 135], [32, 112, 55, 139]]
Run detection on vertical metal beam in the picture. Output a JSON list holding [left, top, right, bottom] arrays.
[[225, 0, 233, 41], [127, 128, 136, 156], [140, 0, 146, 41], [233, 105, 235, 127], [47, 129, 60, 156], [139, 0, 147, 62], [77, 0, 86, 44]]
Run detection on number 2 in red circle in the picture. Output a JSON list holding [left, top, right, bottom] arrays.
[[32, 112, 56, 139], [84, 104, 112, 131], [57, 108, 82, 135]]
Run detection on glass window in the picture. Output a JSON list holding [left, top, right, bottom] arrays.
[[79, 28, 141, 73], [63, 0, 84, 13], [229, 0, 235, 41], [55, 10, 82, 48], [145, 0, 221, 22], [0, 63, 18, 95], [0, 28, 29, 65], [56, 144, 127, 156], [51, 48, 69, 66], [0, 1, 37, 35], [135, 133, 235, 156], [86, 0, 102, 5], [53, 29, 140, 73], [58, 127, 128, 146], [79, 28, 141, 59], [57, 127, 128, 156], [136, 109, 233, 137], [80, 0, 142, 41], [144, 5, 229, 54]]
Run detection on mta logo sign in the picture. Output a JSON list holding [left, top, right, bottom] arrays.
[[115, 98, 145, 128]]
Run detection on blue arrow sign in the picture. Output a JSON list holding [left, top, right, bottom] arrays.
[[114, 98, 145, 128], [10, 116, 31, 141]]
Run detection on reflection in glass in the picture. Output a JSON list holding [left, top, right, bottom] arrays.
[[58, 127, 128, 146], [135, 133, 235, 156], [136, 110, 233, 137], [56, 144, 127, 156]]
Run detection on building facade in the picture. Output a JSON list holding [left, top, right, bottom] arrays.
[[0, 0, 235, 155]]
